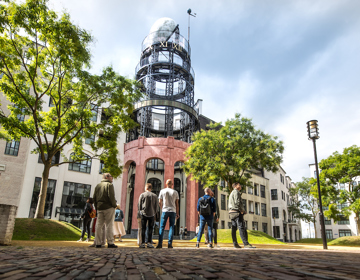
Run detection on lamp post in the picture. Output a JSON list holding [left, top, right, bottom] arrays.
[[306, 120, 328, 249]]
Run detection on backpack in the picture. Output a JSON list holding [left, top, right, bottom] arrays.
[[88, 205, 96, 218], [199, 197, 212, 216]]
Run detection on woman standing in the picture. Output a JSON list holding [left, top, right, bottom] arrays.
[[113, 204, 126, 242], [78, 197, 94, 242]]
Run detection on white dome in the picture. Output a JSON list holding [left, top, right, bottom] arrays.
[[149, 18, 178, 37]]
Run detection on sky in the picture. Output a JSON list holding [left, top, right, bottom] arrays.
[[49, 0, 360, 183]]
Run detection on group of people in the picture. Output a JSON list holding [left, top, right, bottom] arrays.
[[78, 173, 255, 249]]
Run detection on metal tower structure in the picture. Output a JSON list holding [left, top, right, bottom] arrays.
[[127, 18, 199, 143]]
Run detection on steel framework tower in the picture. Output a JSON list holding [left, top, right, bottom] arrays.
[[127, 18, 199, 143]]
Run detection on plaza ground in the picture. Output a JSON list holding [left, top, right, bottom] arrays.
[[1, 240, 360, 279]]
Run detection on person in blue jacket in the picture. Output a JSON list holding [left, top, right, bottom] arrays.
[[196, 188, 216, 248], [113, 204, 126, 242]]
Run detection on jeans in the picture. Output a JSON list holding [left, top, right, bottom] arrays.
[[213, 222, 218, 244], [81, 216, 92, 239], [141, 215, 155, 244], [158, 212, 176, 245], [231, 214, 249, 245], [197, 216, 213, 243]]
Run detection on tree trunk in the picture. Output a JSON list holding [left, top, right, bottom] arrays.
[[356, 212, 360, 236], [313, 217, 317, 238], [34, 163, 51, 219]]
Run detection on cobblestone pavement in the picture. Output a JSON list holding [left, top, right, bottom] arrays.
[[1, 245, 360, 280]]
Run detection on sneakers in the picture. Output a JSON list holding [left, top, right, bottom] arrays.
[[147, 243, 154, 248], [89, 243, 95, 247], [139, 243, 146, 248], [234, 243, 241, 249], [85, 238, 89, 242], [244, 244, 256, 249], [156, 244, 162, 249], [95, 245, 102, 248], [214, 244, 220, 248], [168, 244, 173, 249], [208, 244, 213, 248], [196, 243, 199, 248], [108, 244, 118, 248], [77, 238, 83, 242]]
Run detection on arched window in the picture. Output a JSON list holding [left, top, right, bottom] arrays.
[[68, 153, 92, 174]]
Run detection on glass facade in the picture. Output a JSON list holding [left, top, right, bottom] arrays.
[[29, 177, 57, 219]]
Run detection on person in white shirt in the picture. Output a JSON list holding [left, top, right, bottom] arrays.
[[156, 179, 179, 249]]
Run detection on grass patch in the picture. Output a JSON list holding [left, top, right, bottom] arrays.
[[294, 238, 335, 244], [328, 236, 360, 246], [191, 229, 285, 244], [12, 218, 92, 241]]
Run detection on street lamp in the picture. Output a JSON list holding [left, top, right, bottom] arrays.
[[306, 120, 328, 249]]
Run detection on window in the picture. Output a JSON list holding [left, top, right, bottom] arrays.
[[5, 140, 20, 156], [68, 153, 92, 174], [281, 190, 284, 200], [337, 203, 348, 210], [29, 177, 57, 219], [339, 183, 345, 190], [242, 199, 247, 212], [60, 181, 91, 226], [248, 186, 253, 195], [273, 226, 280, 238], [91, 104, 98, 122], [252, 221, 258, 231], [221, 220, 225, 229], [99, 160, 105, 174], [325, 229, 333, 239], [248, 201, 254, 214], [220, 180, 225, 189], [260, 185, 265, 198], [262, 223, 268, 234], [221, 194, 226, 210], [324, 216, 331, 225], [85, 134, 95, 145], [280, 174, 284, 183], [153, 119, 159, 130], [286, 194, 289, 205], [272, 207, 279, 218], [261, 203, 267, 216], [49, 97, 55, 107], [255, 202, 259, 215], [146, 159, 164, 170], [14, 105, 26, 122], [254, 184, 259, 196], [175, 119, 180, 129], [338, 215, 350, 225], [339, 229, 351, 237], [101, 108, 112, 122], [271, 189, 278, 200], [38, 151, 60, 165]]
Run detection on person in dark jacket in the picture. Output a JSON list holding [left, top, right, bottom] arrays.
[[211, 190, 220, 248], [196, 188, 216, 248], [93, 173, 118, 248], [78, 197, 94, 242], [138, 183, 159, 248]]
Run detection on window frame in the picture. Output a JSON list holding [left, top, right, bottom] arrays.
[[68, 153, 92, 174], [4, 140, 20, 156]]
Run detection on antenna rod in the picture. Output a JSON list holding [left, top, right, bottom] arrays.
[[187, 9, 196, 45]]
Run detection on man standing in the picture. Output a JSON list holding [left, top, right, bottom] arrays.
[[196, 188, 216, 248], [210, 190, 220, 248], [228, 182, 255, 249], [93, 173, 118, 248], [138, 183, 159, 248], [156, 179, 179, 249]]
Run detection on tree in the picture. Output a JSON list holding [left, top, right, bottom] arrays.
[[294, 177, 320, 238], [0, 0, 141, 218], [319, 145, 360, 236], [183, 114, 284, 193]]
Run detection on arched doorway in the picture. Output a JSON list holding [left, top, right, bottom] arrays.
[[147, 178, 161, 197], [126, 162, 136, 234]]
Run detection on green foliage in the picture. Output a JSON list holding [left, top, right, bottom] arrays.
[[183, 114, 284, 193], [294, 177, 320, 236], [319, 145, 360, 233], [0, 0, 142, 218], [191, 229, 285, 244], [12, 218, 90, 240]]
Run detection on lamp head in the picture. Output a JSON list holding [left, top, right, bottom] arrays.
[[307, 120, 320, 140]]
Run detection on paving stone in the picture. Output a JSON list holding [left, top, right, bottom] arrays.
[[74, 271, 96, 280]]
